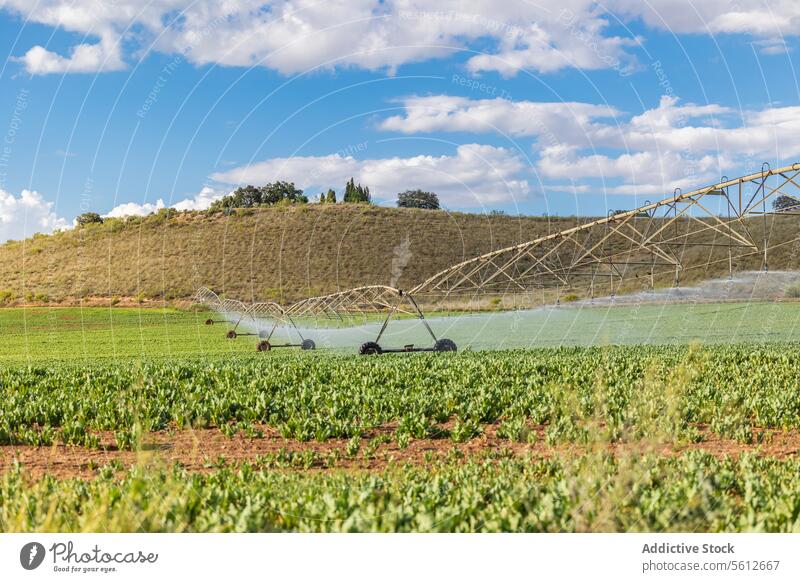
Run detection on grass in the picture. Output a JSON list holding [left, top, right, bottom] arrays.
[[3, 339, 800, 447], [2, 299, 800, 363], [0, 205, 573, 305], [5, 452, 800, 532], [0, 307, 251, 363], [3, 304, 800, 532], [4, 204, 800, 306]]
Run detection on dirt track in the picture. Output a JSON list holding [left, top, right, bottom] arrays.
[[2, 424, 800, 480]]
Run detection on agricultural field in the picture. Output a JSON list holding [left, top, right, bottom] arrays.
[[3, 299, 800, 363], [3, 304, 800, 531], [0, 307, 250, 362]]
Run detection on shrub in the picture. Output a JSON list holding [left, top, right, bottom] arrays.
[[0, 290, 15, 305], [210, 182, 307, 211], [75, 212, 103, 226], [397, 190, 440, 210]]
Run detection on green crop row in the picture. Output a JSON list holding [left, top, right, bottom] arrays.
[[2, 343, 800, 448], [3, 452, 800, 532]]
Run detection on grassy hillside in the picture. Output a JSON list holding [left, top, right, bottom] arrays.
[[2, 204, 800, 306], [0, 205, 583, 304]]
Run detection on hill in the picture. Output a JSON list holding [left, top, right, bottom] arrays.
[[2, 203, 800, 307], [0, 205, 581, 305]]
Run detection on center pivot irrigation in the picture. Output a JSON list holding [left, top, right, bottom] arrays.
[[195, 288, 315, 352], [195, 161, 800, 355], [194, 284, 455, 354]]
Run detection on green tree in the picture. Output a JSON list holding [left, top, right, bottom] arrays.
[[397, 190, 440, 210], [343, 178, 371, 204], [260, 181, 305, 205], [210, 182, 306, 212], [325, 189, 336, 204], [75, 212, 103, 226], [210, 185, 259, 211], [773, 195, 799, 212]]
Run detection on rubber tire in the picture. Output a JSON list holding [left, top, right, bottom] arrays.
[[301, 339, 316, 350], [205, 318, 214, 326], [256, 340, 271, 352], [226, 330, 237, 339], [359, 341, 382, 355], [434, 338, 457, 352]]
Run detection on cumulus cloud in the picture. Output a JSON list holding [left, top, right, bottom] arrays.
[[104, 199, 165, 218], [18, 35, 125, 74], [4, 0, 796, 76], [381, 93, 800, 194], [380, 95, 619, 145], [537, 148, 724, 194], [211, 144, 531, 206], [103, 186, 227, 217], [0, 189, 68, 242], [171, 186, 226, 211], [608, 0, 800, 37]]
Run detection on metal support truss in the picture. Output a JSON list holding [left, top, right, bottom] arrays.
[[410, 162, 800, 300], [192, 287, 311, 349], [195, 162, 800, 353], [285, 285, 414, 320]]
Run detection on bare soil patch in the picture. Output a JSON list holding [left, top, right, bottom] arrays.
[[2, 424, 799, 480]]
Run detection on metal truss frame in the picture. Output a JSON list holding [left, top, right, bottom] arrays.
[[194, 162, 800, 352], [410, 162, 800, 300], [192, 286, 309, 348]]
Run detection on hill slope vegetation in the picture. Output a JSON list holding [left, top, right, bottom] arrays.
[[0, 205, 583, 304], [2, 204, 800, 306]]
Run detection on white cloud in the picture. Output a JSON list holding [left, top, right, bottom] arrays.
[[103, 186, 227, 217], [171, 186, 226, 211], [381, 93, 800, 194], [0, 189, 68, 242], [753, 39, 791, 55], [211, 144, 531, 206], [465, 8, 640, 76], [17, 34, 125, 74], [5, 0, 797, 76], [537, 148, 723, 194], [608, 0, 800, 37], [380, 95, 619, 145], [104, 199, 165, 218]]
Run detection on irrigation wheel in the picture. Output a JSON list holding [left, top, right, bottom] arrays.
[[301, 339, 316, 350], [359, 341, 382, 355], [205, 319, 214, 325], [226, 330, 237, 339], [434, 338, 457, 352], [256, 340, 271, 352]]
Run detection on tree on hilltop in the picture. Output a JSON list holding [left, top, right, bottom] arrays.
[[397, 190, 440, 210], [343, 178, 371, 204]]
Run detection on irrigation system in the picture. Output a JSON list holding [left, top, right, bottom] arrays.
[[194, 162, 800, 354]]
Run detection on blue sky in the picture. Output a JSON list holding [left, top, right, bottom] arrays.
[[1, 1, 799, 241]]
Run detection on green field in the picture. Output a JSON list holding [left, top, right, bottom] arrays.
[[0, 307, 251, 362], [3, 304, 800, 532], [5, 453, 800, 532], [2, 301, 800, 363], [2, 339, 800, 445]]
